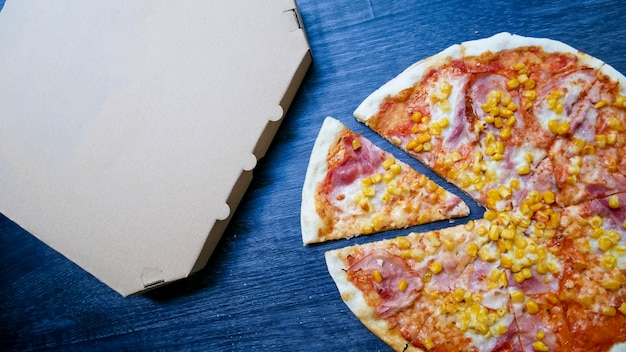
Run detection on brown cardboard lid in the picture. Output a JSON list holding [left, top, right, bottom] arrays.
[[0, 0, 311, 296]]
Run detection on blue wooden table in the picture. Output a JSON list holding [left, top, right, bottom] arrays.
[[2, 1, 626, 351]]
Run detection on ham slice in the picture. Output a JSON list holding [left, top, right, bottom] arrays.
[[349, 251, 423, 317]]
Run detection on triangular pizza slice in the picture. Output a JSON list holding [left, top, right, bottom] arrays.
[[324, 219, 542, 351], [301, 117, 469, 244]]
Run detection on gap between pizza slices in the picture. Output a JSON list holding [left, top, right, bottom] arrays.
[[323, 32, 626, 351], [301, 116, 469, 244]]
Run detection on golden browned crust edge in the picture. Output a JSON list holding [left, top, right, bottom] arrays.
[[325, 248, 425, 352]]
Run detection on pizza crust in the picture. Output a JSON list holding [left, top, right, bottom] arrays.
[[601, 62, 626, 96], [325, 249, 424, 352], [301, 116, 342, 244], [354, 43, 463, 122]]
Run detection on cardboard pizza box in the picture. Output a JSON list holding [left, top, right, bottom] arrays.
[[0, 0, 311, 296]]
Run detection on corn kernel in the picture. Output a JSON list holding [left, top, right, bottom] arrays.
[[417, 133, 431, 144], [397, 279, 408, 292], [477, 225, 489, 237], [548, 119, 559, 134], [602, 280, 621, 291], [452, 287, 466, 302], [500, 228, 515, 240], [488, 224, 500, 241], [383, 170, 395, 183], [362, 187, 376, 198], [406, 139, 418, 150], [411, 111, 422, 122], [598, 237, 614, 252], [425, 180, 438, 193], [595, 100, 609, 109], [494, 117, 504, 129], [556, 121, 570, 135], [602, 254, 617, 269], [526, 299, 539, 314], [382, 157, 395, 170], [484, 210, 498, 221], [371, 214, 383, 230], [500, 255, 513, 268], [487, 189, 502, 201], [536, 331, 546, 340], [601, 306, 617, 317], [608, 116, 624, 131], [372, 269, 383, 283], [352, 139, 361, 150], [524, 78, 536, 90], [532, 340, 549, 352], [467, 242, 479, 257], [513, 63, 526, 71], [500, 127, 512, 140], [608, 195, 620, 209], [513, 272, 525, 283], [511, 290, 525, 303], [390, 163, 402, 176], [371, 173, 383, 184], [590, 215, 604, 228], [516, 163, 531, 175], [518, 74, 529, 84], [536, 261, 548, 275], [430, 261, 443, 274], [422, 337, 434, 350], [411, 249, 425, 262], [500, 104, 513, 121], [609, 230, 621, 241], [478, 246, 496, 262], [522, 90, 536, 101], [596, 134, 607, 148], [440, 81, 452, 95], [507, 78, 520, 90], [607, 132, 618, 145], [542, 191, 556, 205], [396, 236, 411, 250], [580, 295, 593, 307], [619, 303, 626, 315]]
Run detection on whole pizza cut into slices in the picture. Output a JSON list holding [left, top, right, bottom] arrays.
[[301, 117, 469, 244], [318, 32, 626, 352]]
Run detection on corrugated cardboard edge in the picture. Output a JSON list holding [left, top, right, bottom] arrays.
[[189, 50, 312, 279]]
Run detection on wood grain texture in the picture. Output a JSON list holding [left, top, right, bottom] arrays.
[[2, 0, 626, 351]]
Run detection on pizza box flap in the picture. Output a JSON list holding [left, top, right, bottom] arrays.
[[0, 0, 311, 296]]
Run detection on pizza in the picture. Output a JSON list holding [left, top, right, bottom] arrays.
[[301, 116, 469, 244], [318, 33, 626, 351]]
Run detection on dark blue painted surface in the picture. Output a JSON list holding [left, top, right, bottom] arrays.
[[1, 1, 626, 351]]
